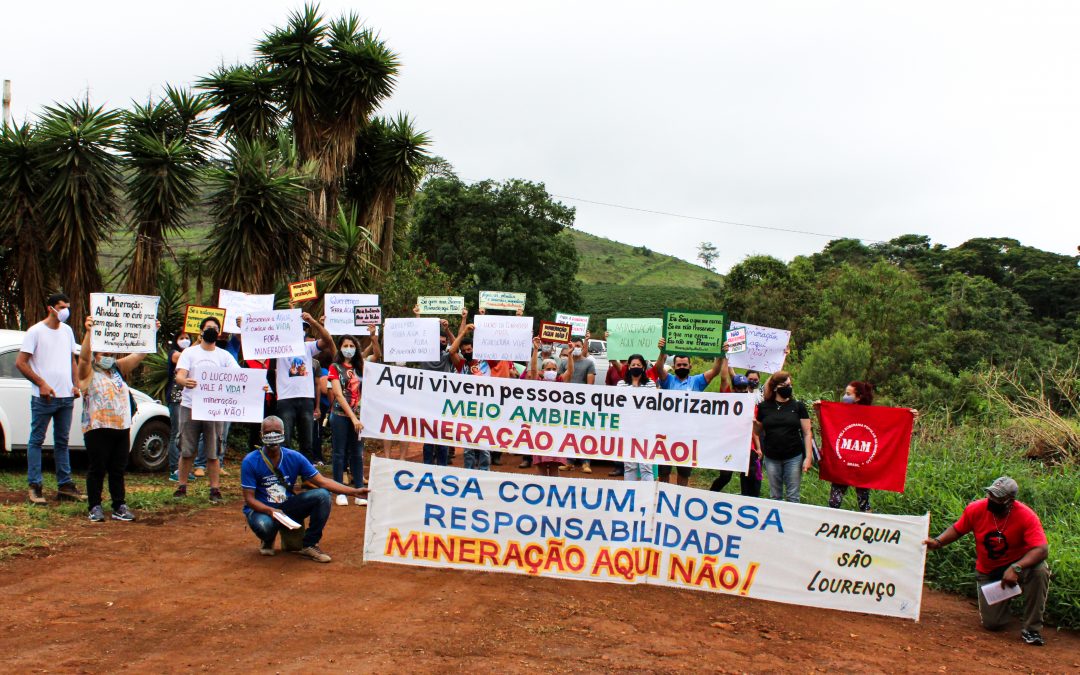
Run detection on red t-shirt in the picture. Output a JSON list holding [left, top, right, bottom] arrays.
[[953, 499, 1047, 573]]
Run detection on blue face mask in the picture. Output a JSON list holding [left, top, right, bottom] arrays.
[[842, 394, 856, 404], [98, 356, 116, 370]]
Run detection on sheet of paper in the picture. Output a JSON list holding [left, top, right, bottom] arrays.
[[272, 511, 301, 530], [980, 580, 1022, 606]]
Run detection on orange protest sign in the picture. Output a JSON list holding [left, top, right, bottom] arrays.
[[538, 321, 573, 344], [289, 279, 318, 303]]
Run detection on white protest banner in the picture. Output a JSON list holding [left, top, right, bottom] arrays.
[[364, 457, 929, 620], [360, 362, 753, 471], [479, 290, 526, 312], [383, 318, 440, 362], [472, 314, 533, 361], [726, 322, 791, 374], [418, 296, 465, 314], [325, 293, 379, 335], [240, 309, 306, 359], [555, 312, 590, 337], [89, 293, 159, 353], [192, 367, 268, 423], [218, 289, 275, 334]]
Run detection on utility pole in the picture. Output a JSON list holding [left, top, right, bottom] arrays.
[[2, 80, 10, 127]]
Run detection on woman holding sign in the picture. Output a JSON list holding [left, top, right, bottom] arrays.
[[327, 327, 380, 506], [614, 354, 657, 482], [78, 317, 153, 522], [754, 371, 813, 503], [524, 337, 574, 476]]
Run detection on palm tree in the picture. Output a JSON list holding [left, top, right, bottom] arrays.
[[122, 87, 213, 295], [198, 63, 282, 143], [0, 123, 49, 325], [205, 133, 319, 293], [312, 203, 379, 297], [36, 100, 122, 326]]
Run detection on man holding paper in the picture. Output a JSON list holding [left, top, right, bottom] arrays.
[[241, 416, 369, 563], [923, 477, 1050, 646]]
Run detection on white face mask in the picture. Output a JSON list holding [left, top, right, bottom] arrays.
[[572, 347, 582, 357], [542, 370, 558, 381], [55, 307, 70, 323], [341, 347, 357, 359], [177, 338, 191, 349]]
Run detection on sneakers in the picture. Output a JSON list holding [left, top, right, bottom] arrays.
[[518, 460, 532, 469], [1021, 629, 1045, 646], [112, 504, 135, 522], [172, 485, 188, 499], [335, 494, 348, 506], [582, 463, 593, 474], [193, 467, 206, 478], [168, 470, 179, 482], [558, 464, 573, 472], [28, 484, 46, 505], [208, 488, 223, 504], [259, 541, 276, 556], [297, 545, 332, 563], [88, 505, 105, 522], [56, 482, 86, 502], [354, 497, 368, 506]]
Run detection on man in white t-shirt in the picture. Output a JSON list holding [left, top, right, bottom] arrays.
[[173, 316, 240, 503], [274, 312, 335, 463], [16, 293, 82, 505]]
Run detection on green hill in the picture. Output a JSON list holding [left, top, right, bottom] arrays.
[[570, 230, 721, 287]]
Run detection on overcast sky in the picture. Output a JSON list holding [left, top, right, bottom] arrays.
[[3, 1, 1078, 272]]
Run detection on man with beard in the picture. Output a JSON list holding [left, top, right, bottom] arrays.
[[923, 476, 1050, 646]]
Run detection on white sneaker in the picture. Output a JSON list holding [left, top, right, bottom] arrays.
[[354, 497, 368, 506], [335, 494, 348, 506]]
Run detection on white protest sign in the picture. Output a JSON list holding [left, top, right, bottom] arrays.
[[364, 457, 929, 620], [240, 309, 306, 359], [555, 312, 590, 337], [725, 327, 747, 354], [383, 318, 440, 362], [360, 362, 753, 471], [89, 293, 159, 353], [473, 314, 534, 361], [726, 322, 791, 374], [479, 290, 526, 311], [354, 305, 382, 326], [418, 296, 465, 314], [325, 293, 379, 335], [192, 367, 268, 423], [217, 289, 274, 334]]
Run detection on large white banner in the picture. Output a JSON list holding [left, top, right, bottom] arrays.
[[326, 293, 379, 335], [360, 362, 753, 471], [240, 308, 306, 359], [726, 322, 791, 374], [191, 366, 268, 423], [218, 289, 275, 334], [89, 293, 159, 353], [383, 318, 440, 362], [364, 457, 929, 620], [473, 314, 533, 361]]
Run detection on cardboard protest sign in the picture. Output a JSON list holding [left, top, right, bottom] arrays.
[[89, 293, 159, 353], [191, 367, 268, 423], [365, 457, 928, 620], [662, 308, 728, 358], [606, 318, 663, 361], [183, 305, 227, 335], [817, 402, 915, 493], [417, 296, 465, 314], [555, 312, 590, 337], [354, 305, 382, 326], [383, 318, 440, 362], [240, 308, 306, 359], [479, 290, 526, 312], [725, 326, 747, 354], [218, 289, 275, 334], [539, 321, 573, 344], [325, 293, 379, 334], [288, 279, 318, 303], [473, 315, 534, 361], [726, 322, 791, 374]]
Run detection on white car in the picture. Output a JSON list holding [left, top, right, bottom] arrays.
[[0, 329, 172, 471]]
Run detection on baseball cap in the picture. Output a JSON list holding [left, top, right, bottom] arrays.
[[984, 476, 1019, 500], [733, 374, 750, 387]]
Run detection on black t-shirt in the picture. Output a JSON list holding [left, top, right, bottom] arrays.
[[755, 399, 809, 461]]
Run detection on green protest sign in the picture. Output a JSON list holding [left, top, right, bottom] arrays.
[[606, 318, 663, 361], [662, 308, 728, 357]]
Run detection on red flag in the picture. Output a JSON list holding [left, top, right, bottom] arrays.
[[816, 401, 914, 493]]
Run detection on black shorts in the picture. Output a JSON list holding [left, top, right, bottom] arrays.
[[657, 465, 692, 480]]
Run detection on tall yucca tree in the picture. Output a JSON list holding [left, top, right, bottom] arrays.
[[123, 86, 214, 294], [0, 123, 49, 325], [37, 100, 122, 326], [205, 133, 320, 293], [312, 203, 379, 297], [345, 114, 430, 271], [198, 63, 282, 143]]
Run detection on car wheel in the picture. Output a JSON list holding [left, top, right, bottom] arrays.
[[131, 419, 170, 472]]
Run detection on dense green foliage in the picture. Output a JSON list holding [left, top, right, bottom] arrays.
[[579, 283, 715, 334], [573, 230, 721, 287]]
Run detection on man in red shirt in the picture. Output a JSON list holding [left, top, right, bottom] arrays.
[[923, 476, 1050, 646]]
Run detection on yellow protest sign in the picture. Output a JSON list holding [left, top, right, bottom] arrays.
[[289, 279, 318, 303], [183, 305, 227, 335]]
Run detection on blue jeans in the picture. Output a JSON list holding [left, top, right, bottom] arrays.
[[423, 443, 449, 466], [463, 449, 490, 471], [167, 400, 182, 473], [27, 396, 75, 487], [278, 397, 315, 461], [245, 488, 331, 548], [330, 413, 363, 487], [764, 455, 803, 503]]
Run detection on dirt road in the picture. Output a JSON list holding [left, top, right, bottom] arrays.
[[1, 451, 1076, 673]]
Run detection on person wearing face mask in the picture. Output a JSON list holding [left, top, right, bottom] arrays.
[[327, 327, 380, 506], [173, 316, 241, 503], [525, 336, 574, 476], [77, 316, 153, 522], [745, 370, 764, 404], [273, 312, 336, 466], [415, 306, 469, 466], [824, 381, 876, 512], [557, 336, 597, 473], [16, 293, 84, 504], [709, 375, 763, 497], [166, 332, 195, 482], [241, 415, 369, 562], [923, 477, 1050, 647], [754, 371, 812, 502], [614, 354, 658, 481]]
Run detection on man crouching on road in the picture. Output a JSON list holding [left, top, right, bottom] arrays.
[[241, 415, 368, 563]]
